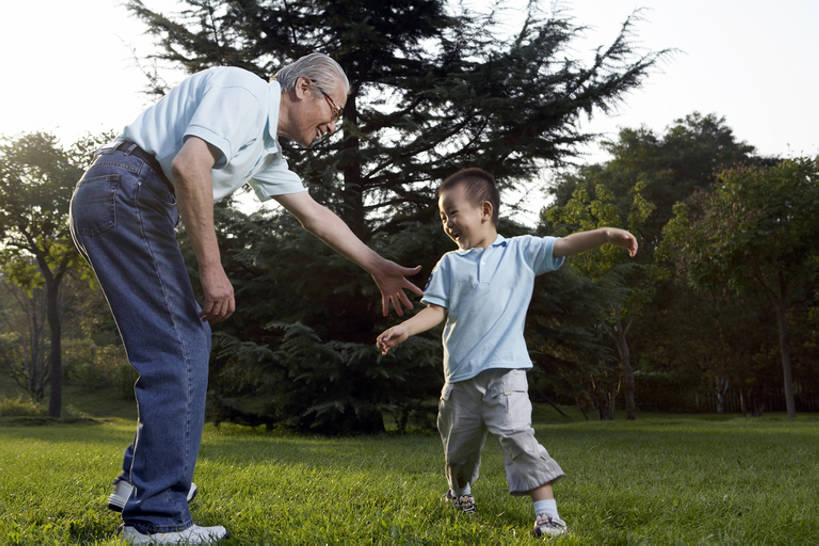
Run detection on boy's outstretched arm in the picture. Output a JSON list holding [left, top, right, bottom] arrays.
[[553, 227, 638, 258], [377, 304, 446, 355], [274, 191, 423, 317]]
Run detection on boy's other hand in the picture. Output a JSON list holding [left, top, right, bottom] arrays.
[[607, 228, 638, 257], [377, 325, 409, 355], [371, 261, 423, 317]]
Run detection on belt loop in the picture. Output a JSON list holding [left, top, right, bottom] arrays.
[[121, 141, 138, 155]]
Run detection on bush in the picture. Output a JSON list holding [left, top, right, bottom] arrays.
[[63, 339, 135, 398], [0, 394, 47, 417]]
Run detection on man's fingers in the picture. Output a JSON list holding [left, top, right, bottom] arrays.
[[207, 303, 223, 323], [398, 264, 422, 276], [200, 294, 235, 322], [390, 295, 404, 317], [405, 279, 424, 297], [397, 289, 413, 311], [200, 300, 214, 321]]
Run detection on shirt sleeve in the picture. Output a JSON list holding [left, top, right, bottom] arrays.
[[420, 255, 450, 309], [522, 235, 565, 275], [247, 155, 307, 200], [184, 85, 263, 168]]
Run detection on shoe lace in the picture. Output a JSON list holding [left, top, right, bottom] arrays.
[[535, 514, 561, 527]]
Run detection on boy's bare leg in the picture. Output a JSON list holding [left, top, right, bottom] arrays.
[[529, 482, 554, 501], [529, 481, 567, 536]]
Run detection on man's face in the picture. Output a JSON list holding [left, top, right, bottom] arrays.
[[438, 184, 491, 250], [291, 77, 346, 147]]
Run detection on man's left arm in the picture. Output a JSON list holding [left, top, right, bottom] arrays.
[[553, 227, 638, 258], [274, 191, 423, 317]]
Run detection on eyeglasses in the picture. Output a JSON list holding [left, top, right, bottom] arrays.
[[311, 80, 344, 122]]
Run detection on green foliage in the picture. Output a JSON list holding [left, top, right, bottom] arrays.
[[128, 1, 666, 232], [0, 394, 46, 417], [126, 0, 662, 429], [662, 158, 818, 296], [62, 338, 135, 398], [538, 114, 764, 419], [0, 132, 85, 288], [204, 207, 444, 433], [0, 131, 108, 417], [549, 113, 756, 254], [0, 275, 50, 402], [660, 158, 818, 416]]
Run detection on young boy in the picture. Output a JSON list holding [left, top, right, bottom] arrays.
[[376, 168, 637, 537]]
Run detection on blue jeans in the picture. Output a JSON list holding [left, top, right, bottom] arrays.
[[69, 149, 211, 533]]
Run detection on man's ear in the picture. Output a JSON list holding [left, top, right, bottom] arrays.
[[294, 76, 312, 99]]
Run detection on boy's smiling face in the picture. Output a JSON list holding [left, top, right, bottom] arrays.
[[438, 183, 496, 250]]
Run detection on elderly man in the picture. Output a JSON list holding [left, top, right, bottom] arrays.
[[69, 53, 421, 544]]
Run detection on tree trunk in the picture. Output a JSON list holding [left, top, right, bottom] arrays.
[[46, 279, 62, 418], [340, 94, 367, 239], [609, 313, 637, 420], [773, 271, 796, 418]]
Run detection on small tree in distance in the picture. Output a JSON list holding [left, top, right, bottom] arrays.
[[0, 132, 102, 417], [661, 158, 819, 417]]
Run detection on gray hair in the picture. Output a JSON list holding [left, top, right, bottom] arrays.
[[274, 52, 350, 96]]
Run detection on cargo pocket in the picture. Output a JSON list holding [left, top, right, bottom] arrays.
[[72, 174, 119, 237], [489, 369, 529, 414]]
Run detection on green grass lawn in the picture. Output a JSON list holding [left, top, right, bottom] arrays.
[[0, 410, 816, 545]]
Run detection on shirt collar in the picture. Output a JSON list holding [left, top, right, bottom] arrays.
[[455, 234, 507, 255], [265, 80, 282, 150]]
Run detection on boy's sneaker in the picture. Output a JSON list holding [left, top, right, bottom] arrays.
[[531, 513, 568, 537], [108, 480, 198, 512], [442, 490, 477, 514], [121, 524, 228, 544]]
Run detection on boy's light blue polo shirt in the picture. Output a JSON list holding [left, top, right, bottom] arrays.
[[121, 66, 305, 202], [421, 234, 565, 383]]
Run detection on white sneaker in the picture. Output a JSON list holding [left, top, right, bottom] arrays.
[[108, 480, 198, 512], [122, 524, 228, 544], [531, 513, 568, 537]]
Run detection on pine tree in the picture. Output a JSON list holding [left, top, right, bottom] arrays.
[[128, 0, 665, 431]]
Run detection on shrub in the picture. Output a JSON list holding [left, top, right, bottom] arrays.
[[0, 394, 47, 417]]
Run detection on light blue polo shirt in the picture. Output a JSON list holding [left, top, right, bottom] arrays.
[[121, 66, 305, 201], [421, 234, 565, 383]]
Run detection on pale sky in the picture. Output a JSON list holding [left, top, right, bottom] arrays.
[[1, 1, 816, 170]]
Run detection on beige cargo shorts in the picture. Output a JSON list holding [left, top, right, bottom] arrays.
[[437, 368, 564, 495]]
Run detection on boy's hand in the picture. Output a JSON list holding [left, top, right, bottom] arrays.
[[371, 261, 423, 317], [607, 228, 638, 257], [377, 325, 409, 355]]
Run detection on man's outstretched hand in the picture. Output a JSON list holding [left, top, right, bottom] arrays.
[[371, 260, 423, 317]]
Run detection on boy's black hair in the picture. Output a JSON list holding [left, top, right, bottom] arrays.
[[438, 167, 500, 225]]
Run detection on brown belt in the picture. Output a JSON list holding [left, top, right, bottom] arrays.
[[99, 141, 175, 196]]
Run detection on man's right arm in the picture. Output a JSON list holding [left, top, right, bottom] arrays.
[[171, 136, 235, 322], [274, 191, 423, 317]]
